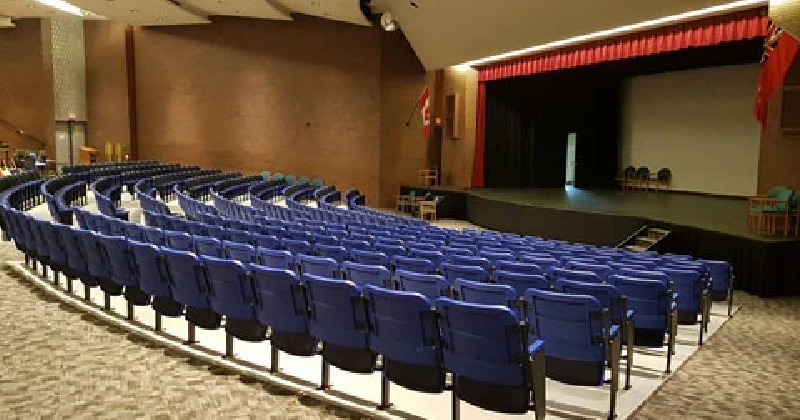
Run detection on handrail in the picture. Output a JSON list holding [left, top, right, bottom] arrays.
[[0, 116, 45, 148], [615, 225, 649, 249]]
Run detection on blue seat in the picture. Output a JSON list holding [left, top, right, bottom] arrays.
[[253, 233, 281, 250], [394, 269, 449, 300], [162, 248, 221, 329], [407, 241, 436, 251], [441, 245, 475, 256], [288, 228, 313, 243], [143, 226, 166, 246], [313, 243, 347, 263], [446, 254, 491, 271], [128, 240, 183, 318], [341, 238, 372, 252], [257, 248, 295, 270], [565, 261, 612, 282], [452, 278, 519, 314], [375, 237, 404, 247], [228, 229, 254, 246], [224, 241, 257, 264], [551, 267, 602, 284], [165, 231, 194, 252], [351, 249, 390, 268], [298, 254, 341, 279], [195, 236, 224, 258], [186, 220, 210, 237], [374, 243, 406, 261], [250, 265, 319, 364], [342, 261, 391, 288], [43, 221, 68, 283], [609, 261, 648, 272], [97, 234, 150, 309], [303, 274, 377, 387], [350, 232, 375, 243], [59, 225, 90, 287], [77, 230, 120, 300], [701, 259, 734, 313], [495, 260, 543, 276], [283, 239, 312, 256], [207, 225, 228, 241], [608, 274, 676, 371], [525, 289, 621, 418], [479, 251, 516, 268], [661, 267, 709, 328], [435, 297, 545, 418], [441, 262, 490, 284], [492, 270, 550, 296], [520, 255, 560, 275], [312, 234, 339, 246], [200, 256, 266, 343], [408, 249, 444, 268], [393, 255, 436, 275], [363, 286, 445, 402], [555, 278, 635, 390], [265, 225, 287, 238], [123, 222, 148, 242]]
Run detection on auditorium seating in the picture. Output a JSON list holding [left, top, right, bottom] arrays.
[[0, 162, 742, 420]]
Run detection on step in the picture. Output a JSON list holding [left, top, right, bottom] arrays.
[[625, 245, 649, 252], [635, 236, 657, 246], [647, 227, 670, 237]]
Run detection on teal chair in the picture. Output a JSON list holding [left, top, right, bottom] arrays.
[[273, 173, 284, 182], [261, 171, 271, 181], [285, 175, 297, 185], [749, 186, 793, 234], [311, 179, 324, 188], [298, 176, 310, 185]]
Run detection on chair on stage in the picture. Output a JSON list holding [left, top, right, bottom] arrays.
[[747, 186, 794, 235]]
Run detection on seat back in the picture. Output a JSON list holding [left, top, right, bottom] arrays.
[[250, 265, 313, 338], [228, 229, 254, 246], [608, 274, 669, 330], [524, 289, 606, 385], [551, 267, 602, 284], [519, 255, 560, 274], [447, 254, 491, 271], [77, 229, 108, 280], [283, 239, 313, 256], [479, 251, 516, 268], [314, 243, 348, 263], [363, 286, 444, 392], [435, 297, 527, 388], [556, 279, 626, 326], [224, 241, 256, 264], [374, 243, 406, 261], [662, 267, 703, 312], [618, 268, 669, 285], [393, 255, 436, 275], [453, 278, 518, 310], [143, 226, 166, 246], [194, 236, 224, 258], [492, 270, 550, 296], [97, 234, 137, 286], [257, 248, 295, 270], [298, 254, 340, 279], [162, 248, 211, 308], [200, 256, 256, 319], [565, 261, 612, 281], [304, 274, 371, 351], [441, 262, 490, 284], [123, 222, 147, 242], [165, 231, 194, 252], [701, 259, 731, 293], [253, 233, 281, 250], [343, 261, 391, 288], [59, 225, 88, 274], [395, 269, 449, 299], [349, 248, 388, 267], [128, 239, 172, 298], [495, 261, 543, 276]]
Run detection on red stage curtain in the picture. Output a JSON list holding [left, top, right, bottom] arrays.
[[478, 11, 768, 82], [470, 9, 767, 187], [471, 83, 487, 188]]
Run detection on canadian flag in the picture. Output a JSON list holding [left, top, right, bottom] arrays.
[[419, 87, 431, 140], [754, 21, 799, 127]]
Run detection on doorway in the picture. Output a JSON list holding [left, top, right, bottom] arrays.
[[565, 133, 576, 186]]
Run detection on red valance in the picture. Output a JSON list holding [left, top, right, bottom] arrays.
[[478, 9, 768, 82]]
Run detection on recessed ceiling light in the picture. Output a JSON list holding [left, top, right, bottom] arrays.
[[29, 0, 83, 16]]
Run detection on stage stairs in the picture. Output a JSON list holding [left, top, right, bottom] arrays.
[[617, 226, 670, 252]]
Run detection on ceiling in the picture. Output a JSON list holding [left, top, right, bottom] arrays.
[[0, 0, 767, 70]]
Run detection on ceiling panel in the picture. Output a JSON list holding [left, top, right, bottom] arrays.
[[182, 0, 291, 20], [390, 0, 765, 69], [277, 0, 371, 26], [69, 0, 209, 25], [0, 0, 75, 18]]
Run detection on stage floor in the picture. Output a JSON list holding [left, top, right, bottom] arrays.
[[425, 187, 794, 242]]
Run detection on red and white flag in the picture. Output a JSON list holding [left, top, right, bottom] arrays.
[[419, 87, 431, 140], [755, 21, 799, 127]]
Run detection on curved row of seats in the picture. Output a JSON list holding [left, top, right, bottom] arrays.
[[2, 166, 735, 420]]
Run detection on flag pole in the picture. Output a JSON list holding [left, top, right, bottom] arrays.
[[404, 100, 420, 126]]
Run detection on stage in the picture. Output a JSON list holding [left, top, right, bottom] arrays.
[[400, 186, 800, 297]]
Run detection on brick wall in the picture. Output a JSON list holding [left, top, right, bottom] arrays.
[[0, 19, 55, 156]]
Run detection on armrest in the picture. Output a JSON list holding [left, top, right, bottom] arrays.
[[528, 339, 545, 355]]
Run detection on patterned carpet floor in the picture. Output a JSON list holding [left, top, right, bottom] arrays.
[[0, 235, 797, 419]]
